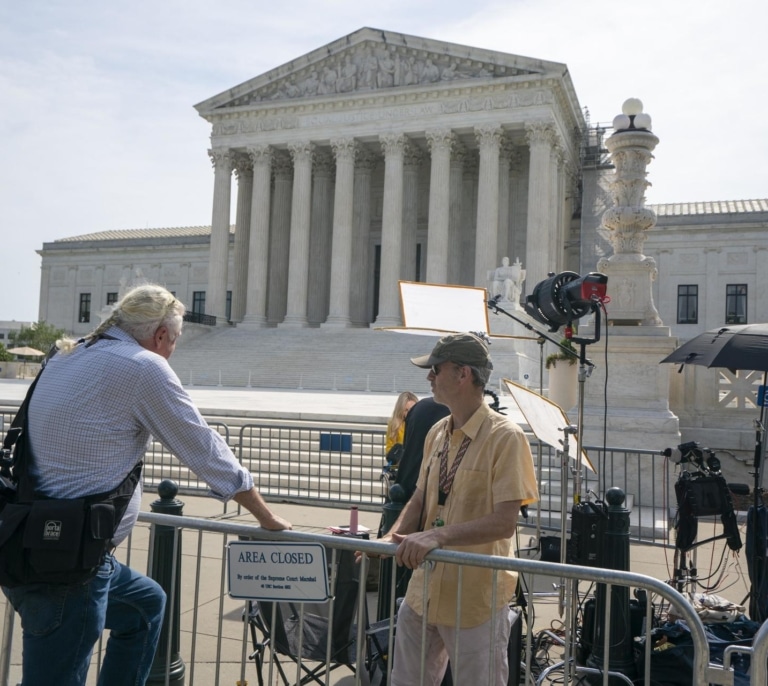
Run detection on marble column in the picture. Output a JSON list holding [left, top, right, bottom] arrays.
[[374, 133, 407, 327], [231, 154, 253, 323], [474, 125, 503, 287], [548, 143, 565, 274], [241, 145, 272, 328], [509, 149, 528, 272], [460, 153, 479, 285], [350, 148, 377, 325], [324, 138, 357, 328], [426, 129, 454, 284], [206, 148, 233, 323], [525, 121, 555, 291], [281, 142, 314, 328], [267, 153, 293, 324], [563, 162, 580, 273], [497, 138, 514, 266], [447, 144, 465, 284], [307, 150, 335, 325], [402, 143, 423, 282]]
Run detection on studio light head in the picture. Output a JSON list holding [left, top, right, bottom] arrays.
[[524, 271, 608, 331]]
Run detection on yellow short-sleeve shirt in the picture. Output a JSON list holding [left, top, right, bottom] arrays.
[[404, 401, 539, 628]]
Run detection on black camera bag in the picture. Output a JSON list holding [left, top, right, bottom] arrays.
[[0, 352, 142, 588]]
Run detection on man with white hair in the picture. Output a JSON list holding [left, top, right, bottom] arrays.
[[383, 332, 538, 686], [2, 284, 291, 686]]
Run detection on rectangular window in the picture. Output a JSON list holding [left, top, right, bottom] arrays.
[[372, 245, 381, 320], [415, 243, 422, 282], [78, 293, 91, 323], [725, 284, 747, 324], [192, 291, 206, 315], [106, 292, 118, 306], [226, 290, 232, 321], [676, 285, 698, 324]]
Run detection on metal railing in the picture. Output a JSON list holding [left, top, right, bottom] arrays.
[[1, 510, 740, 686], [183, 311, 217, 326], [0, 409, 699, 545], [139, 419, 678, 544]]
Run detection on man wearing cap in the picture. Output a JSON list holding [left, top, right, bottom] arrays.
[[384, 332, 538, 686]]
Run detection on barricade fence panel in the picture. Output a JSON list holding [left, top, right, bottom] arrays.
[[137, 419, 678, 545], [1, 512, 746, 686]]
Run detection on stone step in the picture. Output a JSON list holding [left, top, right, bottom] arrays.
[[169, 325, 535, 393]]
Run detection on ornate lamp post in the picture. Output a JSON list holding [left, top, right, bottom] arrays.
[[598, 98, 662, 326]]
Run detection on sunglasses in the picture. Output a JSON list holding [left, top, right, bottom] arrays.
[[430, 362, 465, 375]]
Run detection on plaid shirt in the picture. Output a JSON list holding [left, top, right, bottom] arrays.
[[27, 326, 253, 544]]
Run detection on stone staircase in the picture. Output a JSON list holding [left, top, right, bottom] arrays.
[[169, 324, 532, 393]]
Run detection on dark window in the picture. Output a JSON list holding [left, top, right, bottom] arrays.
[[78, 293, 91, 323], [226, 290, 232, 321], [192, 291, 206, 315], [106, 292, 118, 306], [372, 245, 381, 320], [676, 285, 698, 324], [0, 333, 4, 339], [415, 243, 422, 282], [725, 284, 747, 324]]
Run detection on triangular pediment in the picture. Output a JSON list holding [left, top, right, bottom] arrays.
[[196, 27, 565, 113]]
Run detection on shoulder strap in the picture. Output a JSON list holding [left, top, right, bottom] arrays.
[[1, 346, 58, 489]]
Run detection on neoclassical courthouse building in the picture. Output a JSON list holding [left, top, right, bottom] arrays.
[[37, 28, 768, 344]]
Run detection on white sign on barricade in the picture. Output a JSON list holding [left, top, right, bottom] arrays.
[[227, 541, 330, 602]]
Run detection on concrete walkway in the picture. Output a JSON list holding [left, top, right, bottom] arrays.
[[0, 378, 529, 425]]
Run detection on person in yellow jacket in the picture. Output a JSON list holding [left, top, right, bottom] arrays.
[[385, 391, 418, 457]]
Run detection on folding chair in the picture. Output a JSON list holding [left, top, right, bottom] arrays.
[[247, 546, 365, 686]]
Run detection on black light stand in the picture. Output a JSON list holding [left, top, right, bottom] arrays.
[[487, 297, 580, 557], [491, 272, 637, 684], [570, 309, 602, 509]]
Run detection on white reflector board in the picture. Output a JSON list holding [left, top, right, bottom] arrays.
[[502, 378, 594, 472], [397, 281, 490, 335]]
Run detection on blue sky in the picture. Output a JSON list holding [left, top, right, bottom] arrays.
[[1, 0, 766, 322]]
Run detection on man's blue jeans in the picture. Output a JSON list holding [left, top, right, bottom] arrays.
[[3, 554, 166, 686]]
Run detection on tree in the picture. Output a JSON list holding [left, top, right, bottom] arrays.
[[0, 343, 12, 362], [9, 321, 68, 353]]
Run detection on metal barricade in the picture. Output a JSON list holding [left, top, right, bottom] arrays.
[[135, 419, 677, 544], [1, 511, 739, 686]]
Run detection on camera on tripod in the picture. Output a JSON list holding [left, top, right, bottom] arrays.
[[669, 441, 742, 553], [665, 441, 722, 474]]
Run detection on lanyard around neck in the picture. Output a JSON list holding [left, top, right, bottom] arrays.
[[437, 430, 472, 506]]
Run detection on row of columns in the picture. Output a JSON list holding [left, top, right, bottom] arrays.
[[206, 122, 567, 327]]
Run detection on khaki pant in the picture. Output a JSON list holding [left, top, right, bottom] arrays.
[[390, 599, 514, 686]]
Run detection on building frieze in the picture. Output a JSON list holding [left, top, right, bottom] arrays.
[[214, 40, 542, 110], [209, 87, 556, 138]]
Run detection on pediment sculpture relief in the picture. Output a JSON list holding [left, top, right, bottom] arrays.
[[233, 43, 530, 106]]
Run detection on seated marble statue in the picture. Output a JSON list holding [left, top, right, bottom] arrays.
[[489, 256, 526, 303]]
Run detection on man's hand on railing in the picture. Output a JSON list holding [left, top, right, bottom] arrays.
[[233, 487, 292, 531]]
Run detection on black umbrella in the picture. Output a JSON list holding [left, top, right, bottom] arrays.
[[661, 323, 768, 621], [660, 323, 768, 373]]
